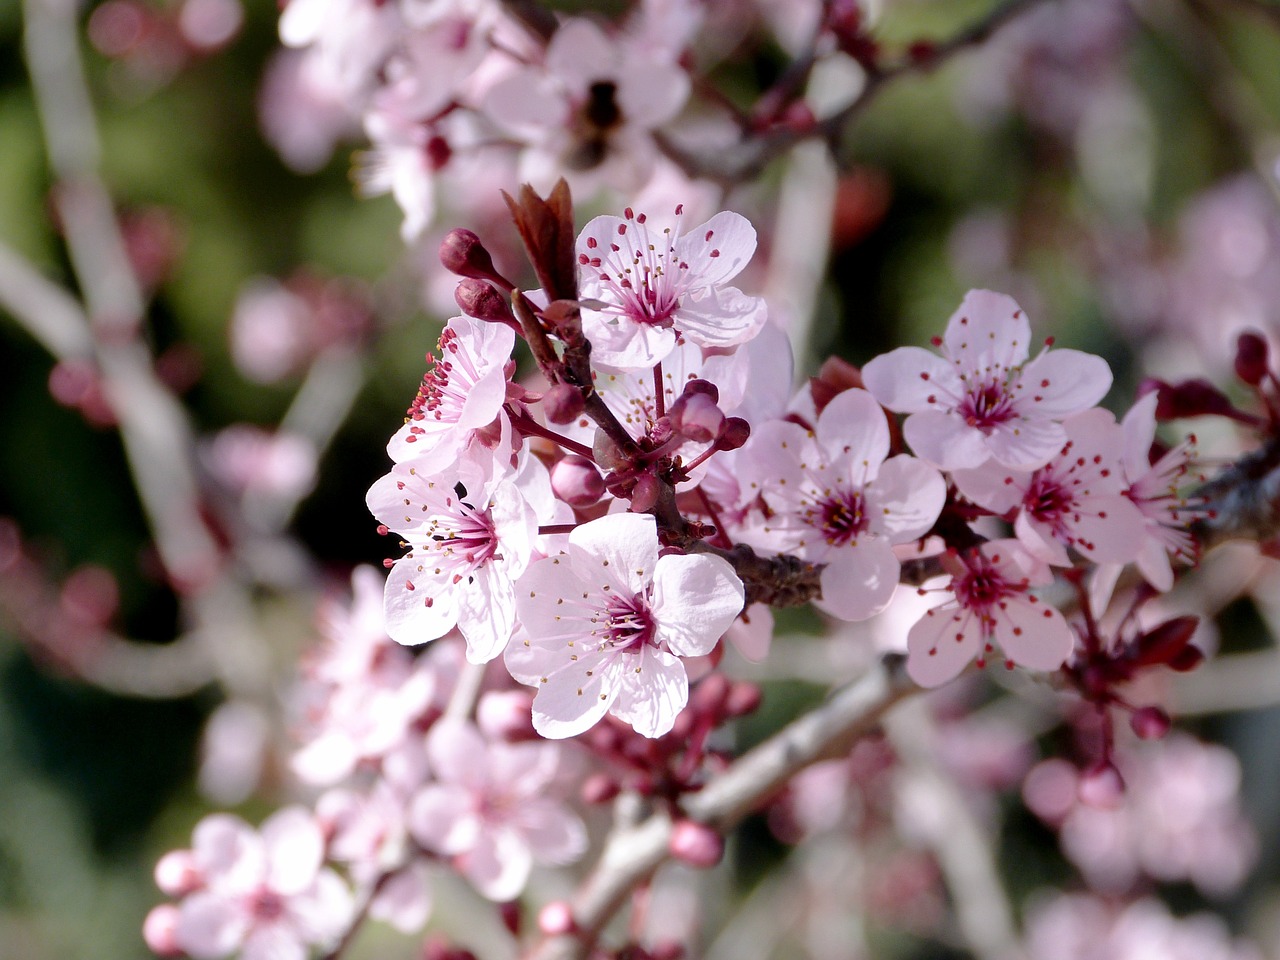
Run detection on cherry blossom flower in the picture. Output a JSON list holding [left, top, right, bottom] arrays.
[[738, 388, 945, 620], [367, 460, 537, 663], [507, 512, 744, 738], [575, 205, 768, 368], [386, 315, 515, 468], [950, 407, 1147, 566], [407, 719, 586, 901], [862, 289, 1113, 471], [483, 17, 690, 192], [906, 540, 1074, 687], [164, 807, 353, 960]]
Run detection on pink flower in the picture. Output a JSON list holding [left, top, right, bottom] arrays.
[[507, 513, 744, 738], [576, 205, 767, 367], [386, 315, 515, 468], [166, 807, 353, 960], [737, 388, 946, 620], [367, 462, 537, 663], [862, 289, 1112, 471], [906, 540, 1074, 687], [483, 17, 689, 192], [951, 407, 1147, 566], [408, 720, 586, 901]]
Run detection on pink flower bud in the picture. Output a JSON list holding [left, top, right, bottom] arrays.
[[142, 904, 185, 958], [1077, 762, 1125, 808], [672, 393, 724, 443], [538, 901, 576, 935], [581, 772, 621, 804], [725, 682, 762, 717], [544, 383, 586, 425], [690, 672, 731, 716], [629, 473, 662, 512], [154, 849, 202, 896], [439, 229, 507, 287], [1235, 331, 1269, 386], [680, 378, 719, 403], [669, 819, 724, 868], [455, 279, 514, 325], [1130, 705, 1172, 740], [551, 455, 605, 506]]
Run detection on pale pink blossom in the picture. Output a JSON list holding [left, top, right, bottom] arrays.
[[407, 719, 586, 901], [202, 426, 318, 504], [576, 205, 767, 368], [367, 462, 537, 663], [386, 315, 515, 468], [166, 807, 353, 960], [507, 513, 744, 738], [906, 540, 1074, 687], [862, 289, 1112, 471], [951, 407, 1146, 566], [258, 48, 360, 173], [483, 17, 690, 193], [738, 388, 945, 621]]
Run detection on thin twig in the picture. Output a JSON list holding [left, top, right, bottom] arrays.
[[0, 238, 93, 359]]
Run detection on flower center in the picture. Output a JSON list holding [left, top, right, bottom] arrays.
[[953, 556, 1017, 612], [248, 887, 286, 922], [959, 378, 1015, 430], [604, 594, 656, 653], [817, 489, 867, 546], [1024, 472, 1071, 524]]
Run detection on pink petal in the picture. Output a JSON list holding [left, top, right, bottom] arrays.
[[983, 417, 1067, 470], [816, 540, 900, 621], [461, 827, 532, 902], [672, 211, 757, 286], [942, 290, 1031, 369], [906, 604, 982, 688], [867, 455, 946, 542], [1015, 348, 1112, 419], [567, 513, 659, 595], [177, 891, 249, 959], [651, 553, 744, 657], [861, 346, 958, 414], [992, 596, 1074, 672], [515, 798, 588, 865], [903, 410, 990, 469], [950, 461, 1028, 515], [673, 285, 767, 349], [240, 925, 306, 960], [815, 388, 890, 469], [192, 814, 262, 891], [425, 720, 488, 786], [611, 646, 689, 738], [369, 862, 433, 934], [1014, 511, 1071, 566], [382, 553, 459, 646], [409, 783, 479, 854], [528, 653, 621, 740], [261, 807, 324, 895], [725, 603, 773, 662], [1067, 495, 1148, 564], [546, 18, 617, 90]]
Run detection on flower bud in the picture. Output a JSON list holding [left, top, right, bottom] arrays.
[[1077, 761, 1125, 808], [690, 672, 731, 716], [1146, 377, 1237, 421], [1235, 331, 1269, 386], [680, 378, 719, 403], [538, 901, 576, 936], [551, 455, 606, 506], [629, 473, 662, 512], [544, 383, 586, 425], [717, 417, 751, 451], [154, 849, 202, 896], [671, 393, 724, 443], [1129, 705, 1171, 740], [668, 819, 724, 868], [500, 901, 522, 937], [725, 681, 762, 717], [581, 772, 621, 804], [142, 905, 184, 958], [455, 279, 514, 325], [439, 229, 507, 287]]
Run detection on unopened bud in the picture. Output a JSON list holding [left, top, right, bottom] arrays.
[[1235, 331, 1269, 386], [1077, 762, 1125, 808], [439, 229, 507, 287], [717, 417, 751, 451], [500, 901, 522, 937], [725, 681, 762, 717], [154, 849, 202, 896], [1146, 377, 1237, 421], [668, 819, 724, 868], [544, 383, 585, 425], [538, 901, 576, 936], [551, 455, 606, 506], [142, 905, 184, 958], [671, 392, 724, 443], [455, 279, 514, 324], [1130, 705, 1171, 740], [581, 772, 621, 804], [629, 473, 662, 512], [690, 672, 731, 716], [680, 378, 719, 403]]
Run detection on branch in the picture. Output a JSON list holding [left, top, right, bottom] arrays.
[[0, 238, 93, 359], [526, 655, 918, 960]]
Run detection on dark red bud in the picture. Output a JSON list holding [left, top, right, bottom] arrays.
[[543, 383, 585, 425], [680, 378, 719, 403], [439, 229, 509, 288], [455, 279, 514, 324], [1235, 331, 1269, 386], [1130, 705, 1172, 740], [499, 901, 521, 937], [1148, 378, 1237, 420], [717, 417, 751, 451], [690, 672, 731, 715], [1132, 615, 1199, 667], [1168, 645, 1205, 672]]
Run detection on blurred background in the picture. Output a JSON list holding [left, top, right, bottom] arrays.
[[5, 0, 1280, 957]]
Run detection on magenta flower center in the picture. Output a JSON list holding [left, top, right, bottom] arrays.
[[959, 378, 1015, 430], [249, 887, 286, 922], [1024, 472, 1072, 524], [953, 557, 1019, 613], [604, 594, 656, 653], [816, 489, 868, 545]]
